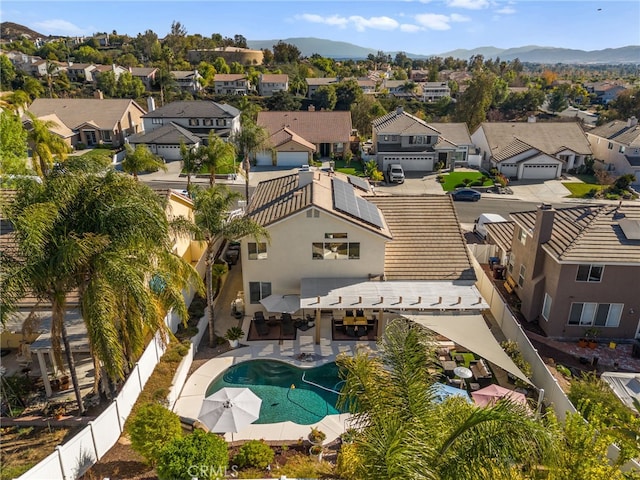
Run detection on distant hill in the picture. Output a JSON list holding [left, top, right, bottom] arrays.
[[0, 21, 48, 41], [249, 37, 640, 64]]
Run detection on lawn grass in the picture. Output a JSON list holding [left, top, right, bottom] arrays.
[[441, 171, 493, 191], [334, 158, 365, 176], [182, 158, 237, 175], [562, 182, 606, 198]]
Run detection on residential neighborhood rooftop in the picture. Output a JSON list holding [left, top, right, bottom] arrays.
[[257, 110, 353, 143]]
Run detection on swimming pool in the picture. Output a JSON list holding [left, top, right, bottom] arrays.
[[205, 360, 348, 425]]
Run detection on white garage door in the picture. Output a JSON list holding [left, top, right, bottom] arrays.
[[521, 164, 558, 180], [256, 152, 272, 166], [276, 151, 308, 167], [157, 145, 182, 161]]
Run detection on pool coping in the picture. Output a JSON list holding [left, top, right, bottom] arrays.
[[173, 341, 375, 443]]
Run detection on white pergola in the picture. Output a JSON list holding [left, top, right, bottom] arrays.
[[300, 277, 489, 343]]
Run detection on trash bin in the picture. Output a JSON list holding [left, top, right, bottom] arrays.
[[489, 257, 500, 269], [493, 266, 506, 280]]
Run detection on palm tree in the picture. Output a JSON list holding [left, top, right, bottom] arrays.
[[336, 319, 556, 479], [1, 169, 203, 412], [121, 143, 167, 181], [201, 132, 236, 186], [192, 184, 268, 346], [230, 119, 270, 203], [180, 141, 202, 191], [25, 112, 70, 177]]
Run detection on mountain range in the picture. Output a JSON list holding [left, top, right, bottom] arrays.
[[248, 37, 640, 64]]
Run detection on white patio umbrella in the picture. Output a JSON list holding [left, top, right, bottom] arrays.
[[259, 294, 301, 314], [198, 387, 262, 435]]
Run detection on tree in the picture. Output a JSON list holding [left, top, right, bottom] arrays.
[[265, 90, 301, 111], [201, 132, 235, 186], [231, 119, 270, 203], [25, 112, 70, 177], [116, 71, 145, 98], [454, 71, 497, 131], [548, 88, 569, 114], [0, 55, 17, 90], [311, 85, 337, 111], [351, 95, 386, 140], [337, 319, 556, 479], [97, 71, 118, 97], [1, 170, 204, 411], [273, 41, 301, 63], [335, 79, 363, 111], [180, 142, 202, 191], [128, 403, 183, 465], [192, 185, 269, 347], [157, 430, 228, 480], [121, 143, 167, 181], [0, 111, 28, 172]]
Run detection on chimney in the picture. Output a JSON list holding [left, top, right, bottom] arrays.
[[532, 203, 555, 245], [628, 116, 638, 128], [298, 166, 314, 188], [147, 96, 156, 112], [396, 106, 404, 115], [527, 115, 536, 123], [308, 105, 315, 112], [94, 89, 104, 100]]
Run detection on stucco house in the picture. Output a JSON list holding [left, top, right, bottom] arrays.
[[371, 107, 473, 172], [239, 168, 486, 344], [127, 122, 201, 161], [257, 74, 289, 96], [142, 99, 241, 142], [129, 67, 158, 90], [585, 116, 640, 184], [26, 98, 146, 148], [420, 82, 451, 102], [213, 74, 251, 95], [256, 110, 352, 166], [471, 120, 592, 180], [486, 204, 640, 341], [171, 70, 203, 93]]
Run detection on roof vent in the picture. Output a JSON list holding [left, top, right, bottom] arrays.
[[619, 219, 640, 240]]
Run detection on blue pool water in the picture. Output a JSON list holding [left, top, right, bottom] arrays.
[[205, 360, 348, 425]]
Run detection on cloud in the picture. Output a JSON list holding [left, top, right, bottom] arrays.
[[496, 6, 516, 14], [400, 23, 422, 33], [450, 13, 471, 22], [296, 14, 399, 32], [446, 0, 490, 10], [414, 13, 454, 30], [32, 19, 90, 36]]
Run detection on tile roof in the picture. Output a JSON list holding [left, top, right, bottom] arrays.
[[367, 195, 476, 281], [485, 221, 515, 253], [127, 121, 200, 145], [510, 205, 640, 264], [143, 100, 240, 119], [260, 74, 289, 82], [270, 127, 316, 151], [493, 138, 539, 162], [373, 108, 441, 136], [214, 74, 247, 82], [430, 123, 472, 146], [257, 111, 352, 143], [477, 122, 592, 158], [246, 171, 391, 237], [26, 98, 146, 131], [587, 119, 640, 148]]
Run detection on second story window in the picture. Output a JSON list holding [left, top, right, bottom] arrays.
[[248, 242, 268, 260], [576, 264, 603, 282], [203, 119, 213, 126], [312, 242, 360, 260], [518, 227, 527, 245], [189, 118, 199, 126], [518, 264, 526, 287]]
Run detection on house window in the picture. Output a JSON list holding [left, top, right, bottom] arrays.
[[507, 255, 514, 273], [325, 233, 347, 239], [542, 293, 552, 321], [608, 142, 613, 150], [312, 242, 360, 260], [152, 118, 163, 124], [518, 227, 527, 245], [189, 118, 199, 126], [576, 264, 603, 282], [216, 119, 226, 126], [249, 282, 271, 304], [568, 302, 623, 327], [247, 242, 267, 260], [518, 264, 526, 287], [203, 119, 213, 126], [619, 145, 625, 153]]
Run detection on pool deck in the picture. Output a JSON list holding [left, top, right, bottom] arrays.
[[173, 339, 376, 444]]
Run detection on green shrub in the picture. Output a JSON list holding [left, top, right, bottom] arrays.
[[127, 403, 182, 465], [233, 439, 275, 469], [157, 430, 228, 480], [500, 340, 533, 388], [555, 364, 571, 378]]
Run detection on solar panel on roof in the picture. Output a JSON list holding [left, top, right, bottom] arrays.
[[348, 175, 370, 192], [332, 179, 383, 228]]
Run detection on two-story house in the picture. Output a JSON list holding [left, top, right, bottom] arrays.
[[66, 63, 98, 82], [421, 82, 451, 102], [128, 67, 158, 91], [26, 97, 146, 148], [488, 204, 640, 340], [584, 81, 629, 104], [371, 107, 472, 172], [471, 120, 592, 180], [130, 99, 240, 160], [256, 109, 352, 166], [257, 74, 289, 96], [171, 70, 203, 93], [240, 169, 486, 344], [585, 116, 640, 184], [213, 74, 251, 95]]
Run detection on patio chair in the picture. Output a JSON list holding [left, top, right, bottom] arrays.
[[255, 311, 265, 321], [253, 315, 270, 336], [345, 325, 357, 337], [281, 315, 295, 336]]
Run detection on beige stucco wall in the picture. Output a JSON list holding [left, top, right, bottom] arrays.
[[241, 208, 387, 315]]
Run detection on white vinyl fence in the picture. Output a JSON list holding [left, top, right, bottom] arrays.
[[17, 332, 166, 480]]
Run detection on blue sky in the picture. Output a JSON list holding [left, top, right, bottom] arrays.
[[2, 1, 639, 55]]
